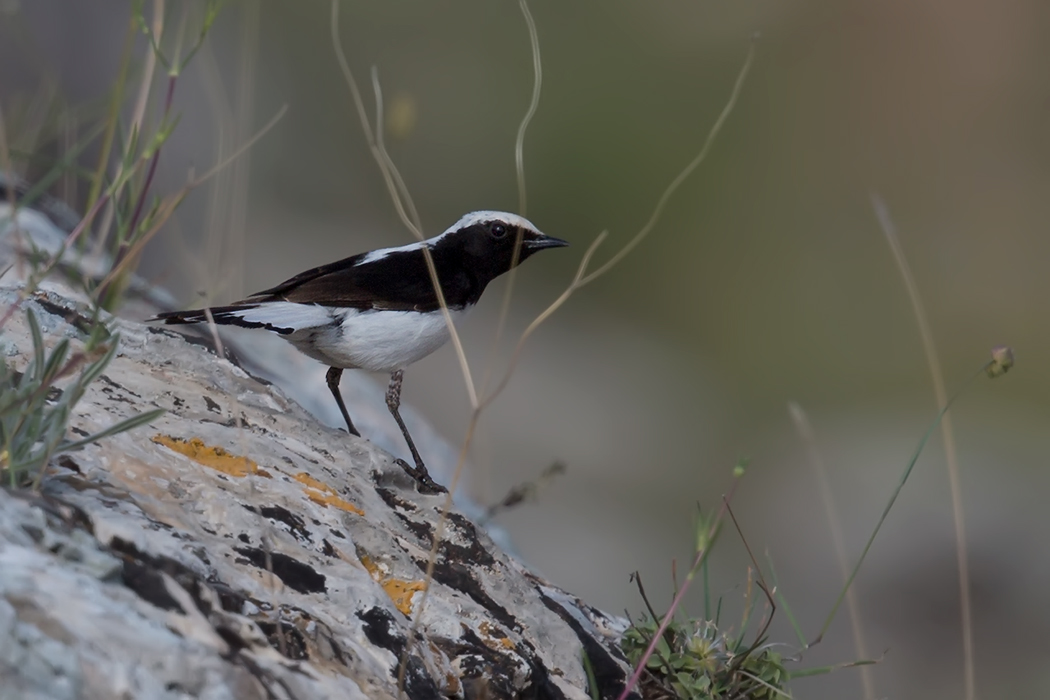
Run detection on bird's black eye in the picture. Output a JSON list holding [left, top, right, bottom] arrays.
[[490, 223, 508, 239]]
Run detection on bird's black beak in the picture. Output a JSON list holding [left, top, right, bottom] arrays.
[[524, 234, 570, 251]]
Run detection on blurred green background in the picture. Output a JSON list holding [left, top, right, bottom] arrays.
[[4, 1, 1050, 697]]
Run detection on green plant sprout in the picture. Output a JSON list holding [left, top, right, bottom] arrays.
[[0, 2, 246, 490], [0, 307, 164, 488], [621, 615, 789, 700]]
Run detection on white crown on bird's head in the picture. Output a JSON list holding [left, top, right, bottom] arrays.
[[442, 210, 542, 238]]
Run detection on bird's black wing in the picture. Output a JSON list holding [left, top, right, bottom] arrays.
[[243, 247, 472, 312], [247, 252, 370, 302]]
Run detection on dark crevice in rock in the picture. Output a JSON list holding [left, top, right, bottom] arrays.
[[422, 559, 520, 633], [374, 486, 418, 512], [357, 606, 441, 700], [293, 611, 352, 668], [203, 395, 222, 413], [98, 374, 142, 398], [210, 581, 250, 614], [517, 656, 566, 700], [145, 325, 249, 371], [436, 628, 518, 699], [111, 537, 208, 606], [257, 620, 309, 660], [19, 524, 44, 542], [214, 626, 252, 657], [441, 513, 496, 567], [391, 509, 495, 575], [394, 511, 434, 544], [18, 489, 94, 535], [401, 656, 442, 700], [30, 295, 95, 335], [99, 385, 136, 404], [56, 455, 81, 473], [112, 540, 328, 665], [357, 606, 405, 653], [258, 505, 312, 543], [233, 546, 327, 594], [216, 414, 262, 431], [436, 628, 566, 700], [112, 537, 256, 626], [122, 559, 183, 612], [9, 369, 64, 402], [537, 592, 633, 700]]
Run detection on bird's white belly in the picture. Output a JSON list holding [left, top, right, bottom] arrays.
[[288, 307, 466, 373]]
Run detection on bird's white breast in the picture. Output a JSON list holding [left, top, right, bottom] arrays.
[[286, 306, 468, 373]]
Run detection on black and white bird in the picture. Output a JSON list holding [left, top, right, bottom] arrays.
[[154, 211, 568, 490]]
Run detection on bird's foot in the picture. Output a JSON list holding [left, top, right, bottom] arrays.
[[393, 458, 448, 494]]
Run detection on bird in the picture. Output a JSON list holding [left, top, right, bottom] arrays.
[[153, 211, 569, 491]]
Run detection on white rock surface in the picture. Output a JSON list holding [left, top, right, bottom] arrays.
[[0, 283, 636, 699]]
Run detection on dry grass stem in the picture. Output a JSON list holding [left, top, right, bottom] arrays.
[[870, 192, 975, 700], [478, 230, 607, 411], [327, 7, 755, 694], [91, 104, 287, 301], [85, 18, 136, 216], [370, 67, 422, 234], [0, 191, 111, 331], [514, 0, 541, 217], [479, 0, 543, 406], [0, 86, 29, 285], [330, 0, 478, 409], [92, 0, 164, 260], [195, 2, 258, 302], [579, 37, 756, 288], [788, 401, 875, 699]]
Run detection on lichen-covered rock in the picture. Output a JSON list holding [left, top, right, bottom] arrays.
[[0, 286, 636, 700]]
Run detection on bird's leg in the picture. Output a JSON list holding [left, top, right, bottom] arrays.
[[325, 367, 359, 436], [386, 370, 445, 493]]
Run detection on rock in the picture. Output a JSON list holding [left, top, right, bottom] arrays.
[[0, 285, 636, 699]]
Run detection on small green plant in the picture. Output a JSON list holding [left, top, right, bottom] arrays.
[[0, 307, 164, 488], [0, 2, 271, 489], [621, 616, 788, 700], [616, 479, 794, 700]]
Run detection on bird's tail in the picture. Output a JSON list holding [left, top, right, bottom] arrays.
[[152, 304, 262, 327], [150, 303, 305, 336]]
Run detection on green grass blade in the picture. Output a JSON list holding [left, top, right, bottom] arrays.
[[787, 657, 879, 679], [27, 309, 45, 375], [60, 407, 165, 452], [764, 553, 806, 648], [815, 364, 989, 643]]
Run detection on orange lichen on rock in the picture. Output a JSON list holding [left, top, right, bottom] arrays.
[[359, 555, 427, 616], [151, 435, 271, 478], [381, 578, 427, 616], [479, 620, 515, 650], [294, 472, 364, 515]]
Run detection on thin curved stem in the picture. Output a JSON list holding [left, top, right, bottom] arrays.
[[871, 192, 975, 699], [580, 38, 755, 288], [480, 0, 543, 400]]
